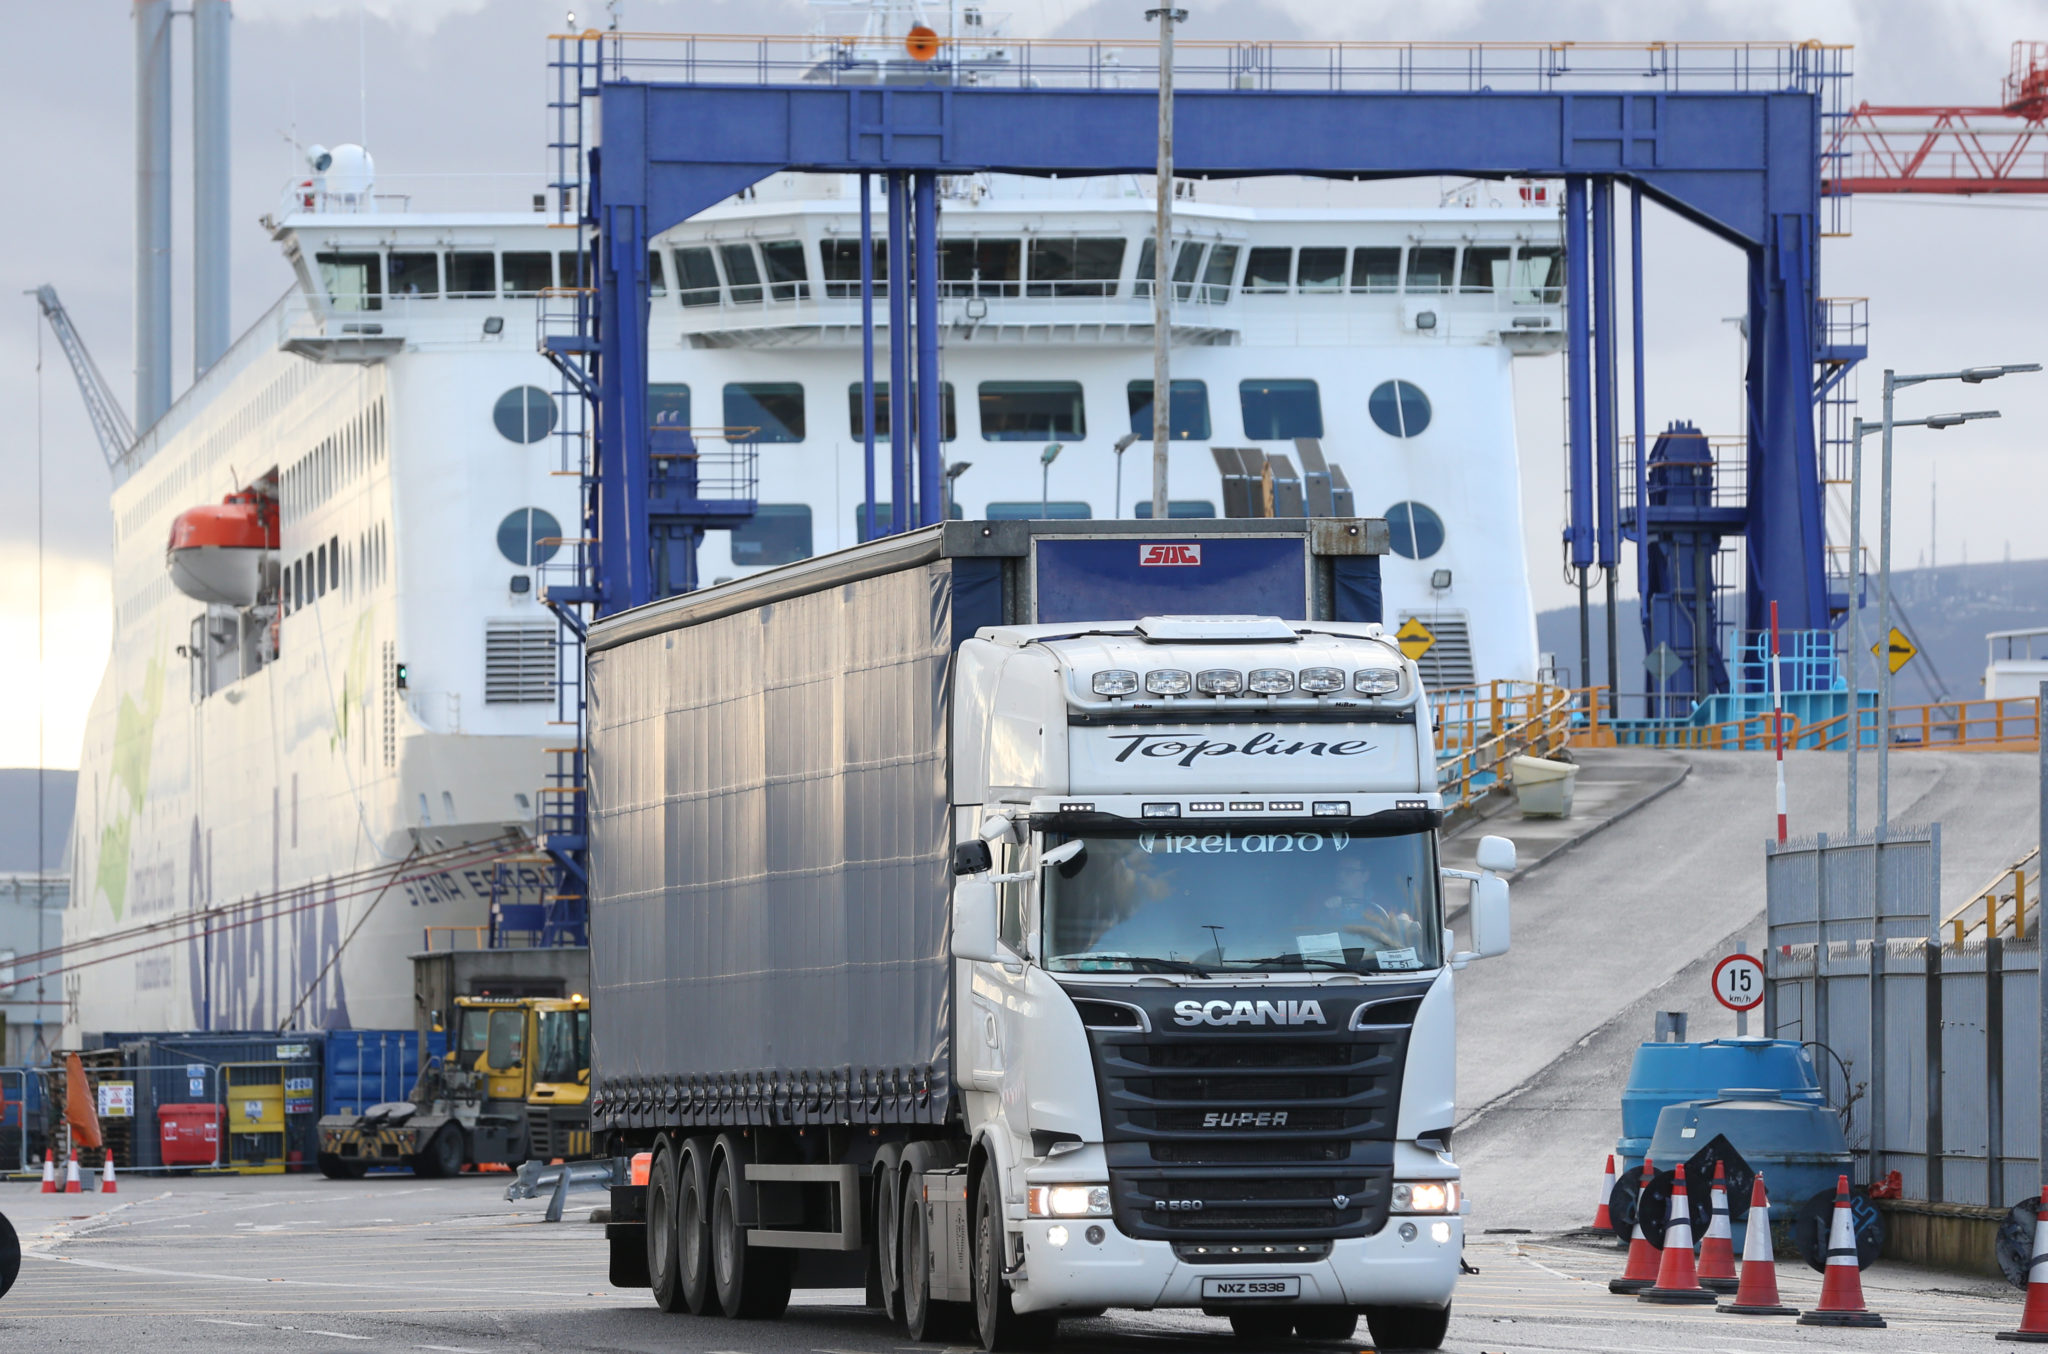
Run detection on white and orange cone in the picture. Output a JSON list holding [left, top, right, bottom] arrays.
[[39, 1151, 56, 1193], [99, 1150, 117, 1194], [1718, 1172, 1798, 1316], [1593, 1153, 1617, 1233], [1609, 1158, 1662, 1295], [1639, 1162, 1717, 1304], [1998, 1186, 2048, 1342], [1695, 1160, 1739, 1293], [1796, 1175, 1885, 1328], [63, 1148, 82, 1194]]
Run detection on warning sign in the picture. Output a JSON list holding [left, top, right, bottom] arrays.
[[1395, 617, 1437, 662], [1871, 627, 1917, 675]]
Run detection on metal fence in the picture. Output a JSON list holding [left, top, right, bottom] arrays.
[[1766, 826, 2045, 1209]]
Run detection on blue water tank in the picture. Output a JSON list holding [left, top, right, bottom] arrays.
[[1648, 1094, 1852, 1246], [1617, 1038, 1823, 1174]]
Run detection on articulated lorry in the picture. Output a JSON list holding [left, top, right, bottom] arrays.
[[589, 520, 1514, 1351]]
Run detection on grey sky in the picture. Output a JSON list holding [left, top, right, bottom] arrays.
[[0, 0, 2044, 758]]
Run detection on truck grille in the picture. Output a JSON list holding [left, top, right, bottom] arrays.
[[1065, 982, 1427, 1244]]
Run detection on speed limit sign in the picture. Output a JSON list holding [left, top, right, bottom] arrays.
[[1713, 953, 1765, 1012]]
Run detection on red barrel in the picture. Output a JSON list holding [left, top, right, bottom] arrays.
[[159, 1103, 224, 1166]]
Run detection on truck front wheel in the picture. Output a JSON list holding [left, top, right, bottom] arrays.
[[409, 1126, 462, 1179], [1363, 1302, 1450, 1351], [972, 1160, 1057, 1351], [901, 1169, 969, 1342], [647, 1143, 687, 1313], [711, 1158, 791, 1318], [316, 1153, 367, 1181]]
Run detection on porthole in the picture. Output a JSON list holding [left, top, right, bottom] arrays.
[[497, 507, 563, 567], [493, 386, 558, 444], [1368, 379, 1431, 438], [1385, 501, 1445, 560]]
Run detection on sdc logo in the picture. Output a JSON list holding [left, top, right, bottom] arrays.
[[1139, 543, 1201, 566]]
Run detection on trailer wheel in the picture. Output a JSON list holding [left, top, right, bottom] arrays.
[[316, 1153, 368, 1181], [711, 1157, 791, 1319], [1363, 1302, 1450, 1351], [409, 1126, 462, 1179], [647, 1142, 688, 1313], [677, 1143, 715, 1315], [973, 1159, 1058, 1351], [873, 1146, 905, 1322]]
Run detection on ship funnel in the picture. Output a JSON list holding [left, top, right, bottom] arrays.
[[135, 0, 173, 429], [194, 0, 231, 377]]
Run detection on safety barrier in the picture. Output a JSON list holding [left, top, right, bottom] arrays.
[[1943, 846, 2042, 946], [1432, 681, 1579, 810], [1573, 693, 2040, 753]]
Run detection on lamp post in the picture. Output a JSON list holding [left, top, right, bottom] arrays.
[[944, 460, 972, 521], [1144, 6, 1187, 523], [1870, 361, 2037, 833], [1040, 442, 1063, 520], [1112, 432, 1139, 519]]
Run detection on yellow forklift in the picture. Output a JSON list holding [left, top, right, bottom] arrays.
[[316, 995, 589, 1178]]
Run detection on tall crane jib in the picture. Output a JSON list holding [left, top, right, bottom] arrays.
[[33, 285, 135, 470]]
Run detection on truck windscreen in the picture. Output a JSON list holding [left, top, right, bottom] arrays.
[[536, 1009, 590, 1083], [1042, 827, 1440, 975]]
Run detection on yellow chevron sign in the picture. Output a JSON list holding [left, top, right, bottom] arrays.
[[1396, 617, 1437, 662], [1871, 627, 1916, 675]]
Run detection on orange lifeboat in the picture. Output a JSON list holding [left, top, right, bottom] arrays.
[[167, 489, 279, 606]]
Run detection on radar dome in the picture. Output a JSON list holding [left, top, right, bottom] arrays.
[[320, 144, 376, 206]]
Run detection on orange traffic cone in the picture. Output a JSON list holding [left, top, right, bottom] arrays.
[[99, 1150, 118, 1194], [1997, 1186, 2048, 1342], [1639, 1163, 1717, 1304], [1696, 1161, 1739, 1293], [63, 1148, 82, 1194], [1718, 1172, 1798, 1316], [1608, 1158, 1661, 1295], [1796, 1175, 1885, 1328], [39, 1151, 56, 1193], [1593, 1153, 1617, 1232]]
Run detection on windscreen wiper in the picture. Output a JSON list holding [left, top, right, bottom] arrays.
[[1218, 954, 1364, 974], [1062, 953, 1214, 978]]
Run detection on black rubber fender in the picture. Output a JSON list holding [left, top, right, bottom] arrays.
[[0, 1209, 19, 1302], [1793, 1185, 1884, 1272]]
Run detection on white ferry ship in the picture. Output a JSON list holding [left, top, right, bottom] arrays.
[[65, 38, 1562, 1041]]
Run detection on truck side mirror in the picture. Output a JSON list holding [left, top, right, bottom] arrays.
[[1474, 834, 1516, 874], [952, 876, 1001, 964], [952, 840, 993, 876], [1470, 874, 1511, 959]]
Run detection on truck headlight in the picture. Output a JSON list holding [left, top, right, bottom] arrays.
[[1391, 1181, 1458, 1214], [1247, 668, 1294, 694], [1028, 1184, 1111, 1218], [1195, 669, 1244, 694], [1298, 666, 1345, 694], [1092, 669, 1138, 696], [1353, 667, 1401, 695], [1144, 669, 1192, 695]]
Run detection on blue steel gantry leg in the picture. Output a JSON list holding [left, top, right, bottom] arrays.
[[596, 197, 652, 615], [1593, 176, 1619, 713], [860, 174, 877, 543], [1631, 187, 1649, 663], [1745, 213, 1829, 641], [1564, 176, 1594, 692], [887, 172, 911, 535], [913, 172, 942, 527]]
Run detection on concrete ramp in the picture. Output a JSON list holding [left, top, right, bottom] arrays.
[[1453, 748, 2040, 1231]]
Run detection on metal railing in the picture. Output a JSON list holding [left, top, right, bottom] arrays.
[[1944, 847, 2042, 946], [1432, 681, 1579, 810]]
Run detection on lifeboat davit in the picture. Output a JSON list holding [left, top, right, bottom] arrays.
[[167, 489, 279, 606]]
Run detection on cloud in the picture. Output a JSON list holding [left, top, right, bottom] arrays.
[[0, 549, 112, 771], [235, 0, 494, 36]]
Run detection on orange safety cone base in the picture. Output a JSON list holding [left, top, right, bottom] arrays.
[[1797, 1308, 1887, 1328], [1718, 1298, 1800, 1316], [1996, 1331, 2048, 1343]]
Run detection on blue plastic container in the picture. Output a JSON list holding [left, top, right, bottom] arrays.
[[1648, 1093, 1851, 1248], [1617, 1038, 1823, 1174]]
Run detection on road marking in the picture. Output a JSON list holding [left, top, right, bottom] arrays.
[[196, 1318, 267, 1328], [307, 1333, 372, 1342], [417, 1346, 488, 1352]]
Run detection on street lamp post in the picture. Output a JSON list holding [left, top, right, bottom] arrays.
[[1040, 442, 1063, 520], [1112, 432, 1139, 519], [1145, 6, 1186, 523], [944, 460, 972, 521], [1871, 362, 2037, 833]]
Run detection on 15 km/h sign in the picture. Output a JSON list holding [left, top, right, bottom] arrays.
[[1712, 953, 1766, 1012]]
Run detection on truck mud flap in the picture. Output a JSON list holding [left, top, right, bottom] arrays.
[[606, 1221, 651, 1289]]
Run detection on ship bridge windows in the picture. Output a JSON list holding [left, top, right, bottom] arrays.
[[643, 250, 663, 296], [1296, 246, 1348, 292], [979, 381, 1086, 441], [1352, 246, 1402, 294], [316, 253, 383, 311], [673, 247, 721, 307], [1460, 246, 1512, 294], [821, 238, 888, 299], [1198, 243, 1240, 303], [940, 237, 1021, 297], [1025, 237, 1124, 297], [498, 507, 564, 567], [493, 386, 558, 444], [448, 251, 497, 298], [556, 251, 584, 289], [759, 241, 810, 301], [1238, 379, 1324, 440], [724, 382, 805, 442], [1404, 246, 1457, 295], [501, 252, 553, 298], [1126, 379, 1210, 441], [1133, 500, 1217, 519], [851, 382, 957, 441], [728, 503, 814, 567], [387, 252, 439, 297], [1242, 246, 1292, 294], [1385, 501, 1446, 559], [987, 501, 1091, 520], [1511, 246, 1564, 304], [719, 244, 764, 304], [1368, 380, 1432, 438], [1134, 238, 1209, 301]]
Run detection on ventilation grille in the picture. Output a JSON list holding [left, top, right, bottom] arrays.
[[381, 640, 397, 768], [1401, 612, 1475, 690], [484, 621, 556, 704]]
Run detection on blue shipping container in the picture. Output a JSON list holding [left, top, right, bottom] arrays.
[[322, 1030, 445, 1118]]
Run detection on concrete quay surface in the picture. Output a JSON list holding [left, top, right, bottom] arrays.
[[0, 1174, 2032, 1352]]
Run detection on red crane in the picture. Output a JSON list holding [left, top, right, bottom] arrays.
[[1828, 41, 2048, 194]]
